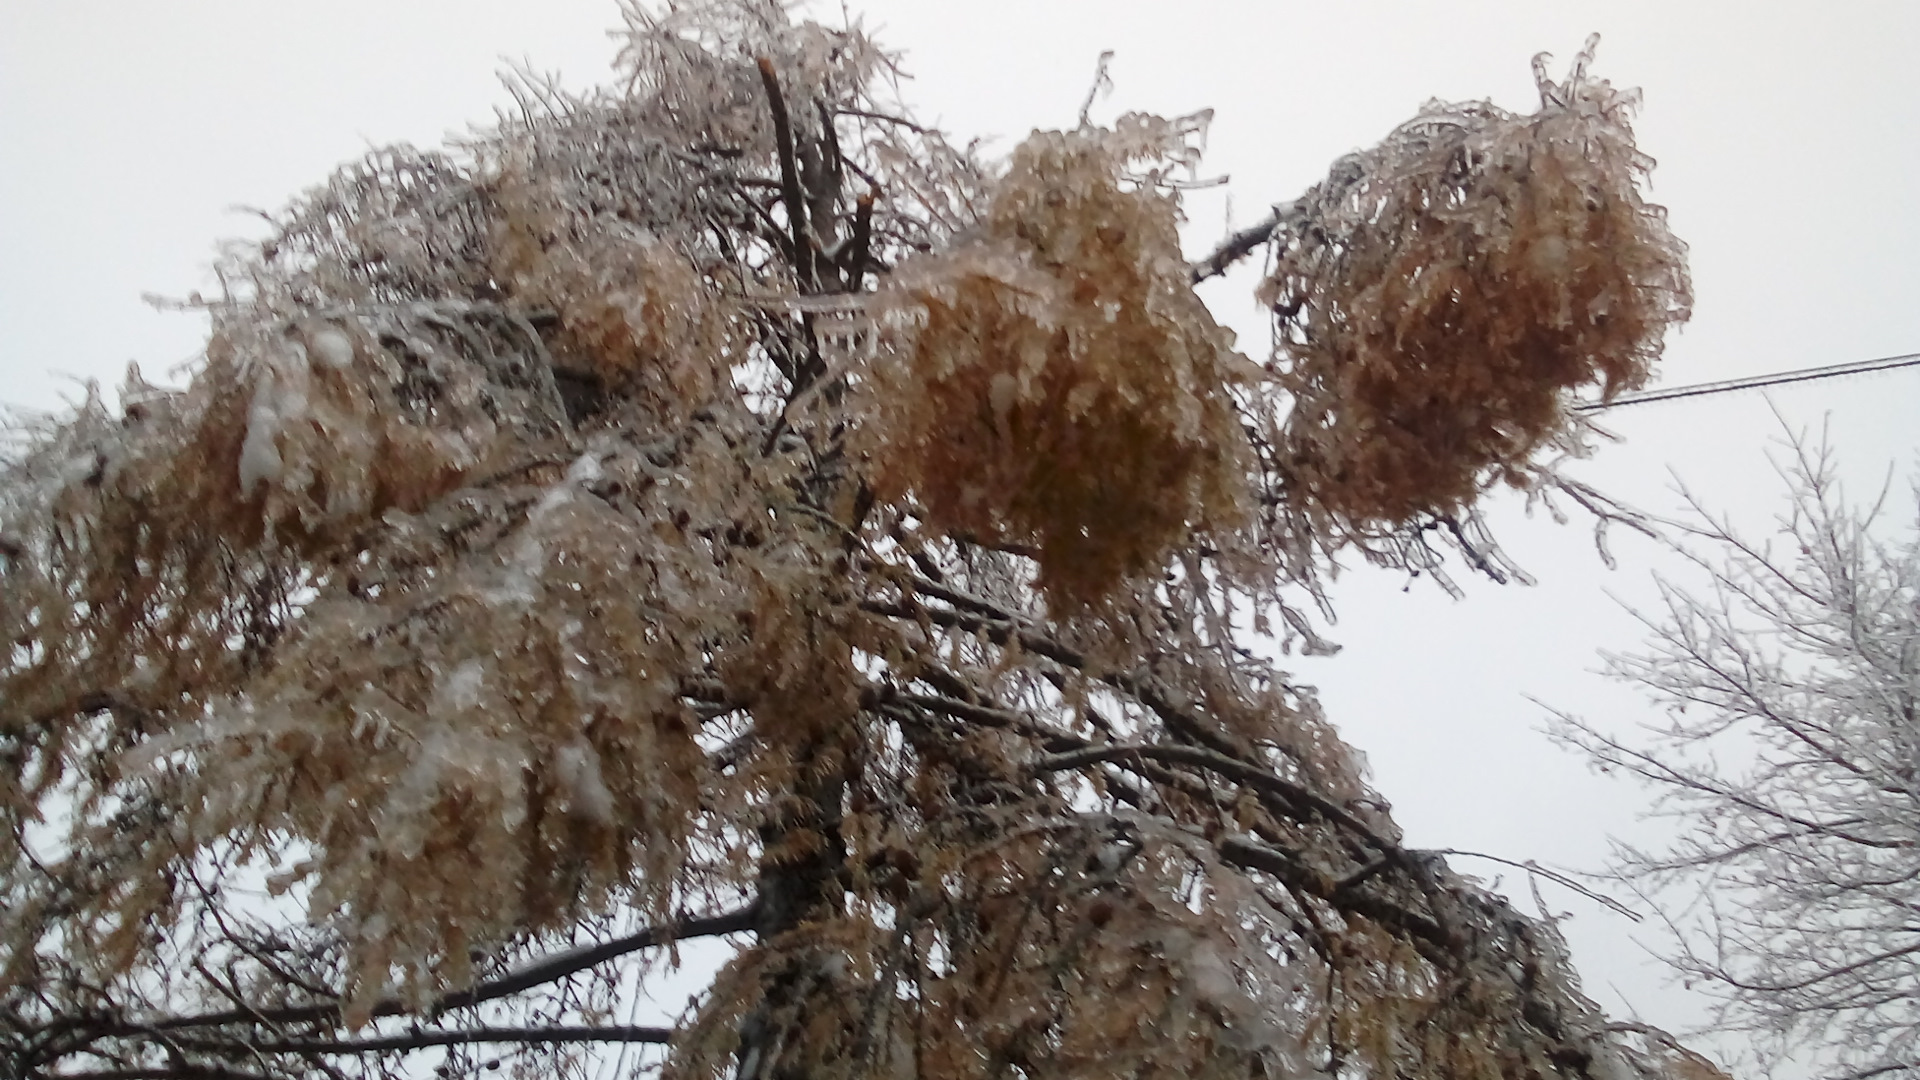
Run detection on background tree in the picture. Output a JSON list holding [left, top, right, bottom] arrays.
[[1555, 431, 1920, 1078], [2, 3, 1708, 1079]]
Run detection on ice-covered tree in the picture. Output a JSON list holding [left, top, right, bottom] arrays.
[[2, 3, 1706, 1078], [1556, 432, 1920, 1078]]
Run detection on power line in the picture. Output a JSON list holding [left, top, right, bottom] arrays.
[[1572, 351, 1920, 413]]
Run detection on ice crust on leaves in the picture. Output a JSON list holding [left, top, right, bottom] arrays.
[[1265, 36, 1691, 527], [0, 6, 1707, 1080], [865, 115, 1256, 609], [670, 820, 1323, 1080]]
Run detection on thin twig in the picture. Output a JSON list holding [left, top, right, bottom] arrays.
[[1429, 849, 1641, 922]]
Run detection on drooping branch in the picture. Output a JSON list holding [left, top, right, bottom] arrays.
[[863, 602, 1466, 963], [1030, 742, 1398, 856], [861, 587, 1246, 760], [1213, 834, 1450, 956]]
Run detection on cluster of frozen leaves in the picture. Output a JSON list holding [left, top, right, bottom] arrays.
[[1, 4, 1709, 1079], [863, 112, 1259, 609], [1266, 36, 1690, 532]]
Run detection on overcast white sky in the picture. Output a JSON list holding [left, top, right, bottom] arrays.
[[4, 1, 1918, 1069]]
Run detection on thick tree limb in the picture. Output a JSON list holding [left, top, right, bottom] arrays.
[[756, 56, 813, 289]]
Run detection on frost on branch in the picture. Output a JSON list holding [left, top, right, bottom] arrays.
[[0, 6, 1707, 1080], [1265, 35, 1691, 528], [1554, 434, 1920, 1077]]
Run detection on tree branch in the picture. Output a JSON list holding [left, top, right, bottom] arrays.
[[176, 1024, 673, 1055], [864, 590, 1248, 760], [1189, 208, 1285, 285], [756, 56, 812, 290], [1029, 742, 1398, 856], [48, 1060, 274, 1068], [842, 191, 874, 291], [895, 691, 1084, 754], [1214, 834, 1450, 957], [135, 905, 757, 1036]]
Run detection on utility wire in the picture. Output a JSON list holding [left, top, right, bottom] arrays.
[[1573, 351, 1920, 413]]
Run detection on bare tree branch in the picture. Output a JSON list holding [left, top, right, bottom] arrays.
[[175, 1025, 674, 1055], [137, 905, 757, 1035], [1189, 208, 1285, 284]]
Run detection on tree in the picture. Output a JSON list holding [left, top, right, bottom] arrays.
[[2, 3, 1707, 1079], [1555, 432, 1920, 1078]]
